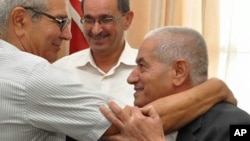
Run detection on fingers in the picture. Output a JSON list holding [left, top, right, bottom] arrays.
[[130, 106, 144, 119], [107, 101, 131, 122], [99, 104, 123, 129], [100, 101, 132, 130], [141, 105, 159, 118], [102, 135, 124, 141], [101, 103, 166, 141]]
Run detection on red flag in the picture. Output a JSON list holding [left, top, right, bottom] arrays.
[[68, 0, 88, 54]]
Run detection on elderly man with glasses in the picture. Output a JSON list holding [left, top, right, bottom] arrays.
[[0, 0, 114, 140], [0, 0, 236, 141]]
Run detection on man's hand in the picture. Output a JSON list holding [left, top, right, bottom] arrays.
[[100, 101, 166, 141]]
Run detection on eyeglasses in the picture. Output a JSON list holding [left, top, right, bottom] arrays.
[[22, 6, 70, 31], [80, 14, 125, 28]]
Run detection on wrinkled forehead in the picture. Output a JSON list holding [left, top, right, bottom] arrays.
[[139, 37, 158, 53], [136, 41, 157, 62]]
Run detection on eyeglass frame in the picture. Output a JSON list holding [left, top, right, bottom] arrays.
[[80, 13, 126, 28], [22, 6, 70, 31]]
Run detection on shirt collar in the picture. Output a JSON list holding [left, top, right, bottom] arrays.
[[76, 42, 138, 67], [0, 39, 20, 51], [118, 42, 138, 66]]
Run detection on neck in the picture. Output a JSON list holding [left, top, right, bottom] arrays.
[[92, 43, 125, 73]]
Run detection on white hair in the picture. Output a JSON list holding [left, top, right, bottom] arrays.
[[0, 0, 48, 36], [144, 26, 209, 85]]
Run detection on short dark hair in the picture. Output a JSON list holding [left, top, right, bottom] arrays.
[[81, 0, 130, 14]]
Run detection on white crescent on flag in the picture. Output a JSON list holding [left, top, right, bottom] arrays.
[[69, 0, 84, 32]]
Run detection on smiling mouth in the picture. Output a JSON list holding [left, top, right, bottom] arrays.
[[91, 35, 108, 40], [53, 42, 62, 46], [90, 32, 109, 40], [53, 44, 62, 49], [134, 87, 144, 91]]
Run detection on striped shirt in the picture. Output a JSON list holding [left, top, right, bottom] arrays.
[[0, 40, 116, 141]]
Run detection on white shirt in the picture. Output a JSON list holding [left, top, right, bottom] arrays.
[[166, 131, 178, 141], [0, 40, 119, 141], [53, 43, 138, 105]]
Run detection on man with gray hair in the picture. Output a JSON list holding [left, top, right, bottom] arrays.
[[101, 26, 250, 141], [0, 0, 238, 140]]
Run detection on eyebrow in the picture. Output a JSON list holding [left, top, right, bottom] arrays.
[[136, 57, 145, 64], [84, 14, 112, 18]]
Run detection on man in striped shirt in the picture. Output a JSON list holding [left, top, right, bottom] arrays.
[[0, 0, 237, 141]]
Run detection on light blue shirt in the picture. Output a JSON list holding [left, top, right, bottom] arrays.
[[0, 40, 118, 141]]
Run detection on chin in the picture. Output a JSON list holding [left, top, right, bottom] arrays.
[[46, 55, 57, 63], [134, 101, 144, 107]]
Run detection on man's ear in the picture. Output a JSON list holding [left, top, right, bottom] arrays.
[[124, 11, 134, 30], [172, 59, 189, 87], [9, 7, 30, 37]]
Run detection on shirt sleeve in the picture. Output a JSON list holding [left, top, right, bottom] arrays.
[[24, 61, 119, 141]]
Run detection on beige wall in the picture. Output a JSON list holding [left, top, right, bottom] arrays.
[[126, 0, 220, 77], [202, 0, 220, 78], [126, 0, 151, 48]]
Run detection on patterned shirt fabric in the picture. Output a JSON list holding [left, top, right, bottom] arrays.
[[0, 40, 119, 141], [53, 42, 138, 106]]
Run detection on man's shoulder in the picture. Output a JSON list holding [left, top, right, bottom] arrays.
[[204, 102, 250, 125], [183, 103, 250, 129], [210, 102, 249, 115], [53, 49, 90, 67], [177, 103, 250, 141]]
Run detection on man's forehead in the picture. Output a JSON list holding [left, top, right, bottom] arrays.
[[83, 0, 118, 12], [136, 49, 155, 64]]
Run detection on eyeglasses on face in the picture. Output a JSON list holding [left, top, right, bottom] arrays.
[[22, 6, 70, 31], [80, 13, 125, 28]]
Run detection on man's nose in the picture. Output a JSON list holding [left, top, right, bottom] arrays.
[[91, 22, 103, 35], [60, 25, 72, 40], [127, 68, 140, 84]]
